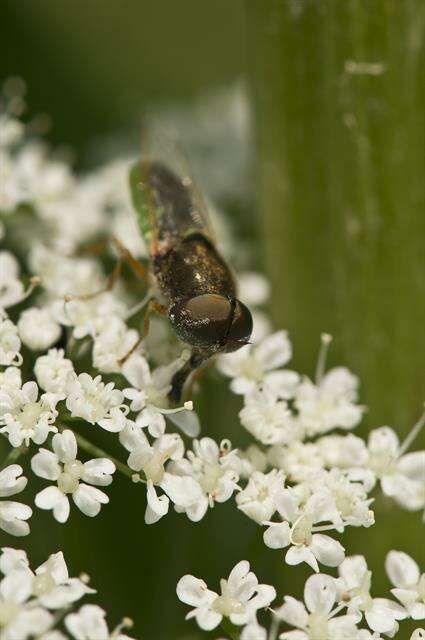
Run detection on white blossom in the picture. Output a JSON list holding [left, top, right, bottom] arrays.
[[65, 604, 135, 640], [92, 317, 138, 374], [295, 367, 364, 436], [122, 352, 198, 437], [385, 551, 425, 620], [0, 380, 61, 447], [120, 425, 187, 523], [239, 388, 299, 445], [0, 548, 94, 609], [277, 573, 359, 640], [177, 560, 275, 630], [0, 311, 22, 366], [268, 442, 325, 483], [236, 469, 285, 523], [52, 293, 126, 341], [32, 429, 115, 522], [237, 445, 268, 479], [18, 307, 61, 351], [0, 569, 53, 640], [35, 348, 75, 393], [336, 555, 407, 635], [166, 438, 240, 521], [366, 426, 425, 511], [0, 465, 32, 536], [218, 331, 298, 397], [65, 373, 127, 432], [0, 252, 25, 309], [263, 489, 345, 572]]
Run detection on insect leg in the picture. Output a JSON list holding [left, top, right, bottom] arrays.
[[182, 358, 214, 402], [65, 257, 124, 302], [168, 350, 207, 406], [111, 236, 149, 281], [118, 299, 167, 366], [65, 237, 148, 302]]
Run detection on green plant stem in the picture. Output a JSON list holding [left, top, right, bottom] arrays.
[[0, 444, 28, 471], [220, 618, 240, 640]]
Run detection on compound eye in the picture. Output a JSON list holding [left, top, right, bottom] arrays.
[[224, 299, 253, 352], [169, 294, 233, 349]]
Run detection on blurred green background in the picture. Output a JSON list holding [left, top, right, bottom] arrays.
[[1, 1, 424, 638]]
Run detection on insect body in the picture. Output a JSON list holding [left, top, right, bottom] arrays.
[[129, 158, 253, 404]]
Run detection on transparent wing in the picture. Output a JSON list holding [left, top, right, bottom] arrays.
[[129, 128, 219, 254]]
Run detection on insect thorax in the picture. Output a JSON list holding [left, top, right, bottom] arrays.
[[154, 232, 236, 305]]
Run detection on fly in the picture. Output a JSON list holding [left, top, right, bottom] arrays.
[[129, 149, 253, 405]]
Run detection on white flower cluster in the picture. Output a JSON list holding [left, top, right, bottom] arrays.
[[177, 550, 424, 638], [0, 546, 134, 640], [1, 81, 424, 639], [217, 330, 425, 574]]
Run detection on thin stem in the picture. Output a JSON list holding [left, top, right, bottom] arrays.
[[220, 618, 240, 640], [268, 614, 280, 640], [399, 408, 425, 456], [329, 601, 347, 620], [0, 444, 28, 471], [315, 333, 333, 384]]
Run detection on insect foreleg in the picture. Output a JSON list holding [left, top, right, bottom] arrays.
[[168, 350, 206, 406]]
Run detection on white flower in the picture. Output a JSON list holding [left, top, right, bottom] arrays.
[[18, 308, 61, 351], [0, 312, 22, 366], [263, 489, 345, 573], [317, 434, 369, 469], [0, 548, 94, 609], [177, 560, 276, 630], [240, 618, 267, 640], [385, 551, 425, 620], [0, 380, 61, 447], [0, 252, 25, 309], [29, 245, 104, 299], [237, 445, 268, 479], [52, 293, 127, 340], [92, 317, 138, 374], [268, 442, 325, 483], [411, 630, 425, 640], [120, 426, 186, 523], [35, 348, 75, 393], [0, 547, 29, 574], [277, 573, 358, 640], [66, 373, 127, 432], [12, 142, 74, 214], [0, 366, 22, 398], [295, 367, 364, 436], [32, 429, 115, 522], [301, 469, 375, 530], [0, 465, 32, 536], [0, 115, 24, 149], [0, 569, 52, 640], [239, 388, 299, 445], [218, 331, 298, 397], [65, 604, 135, 640], [236, 470, 285, 523], [366, 426, 425, 511], [166, 438, 240, 521], [122, 353, 198, 437], [238, 272, 271, 307], [336, 555, 407, 635]]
